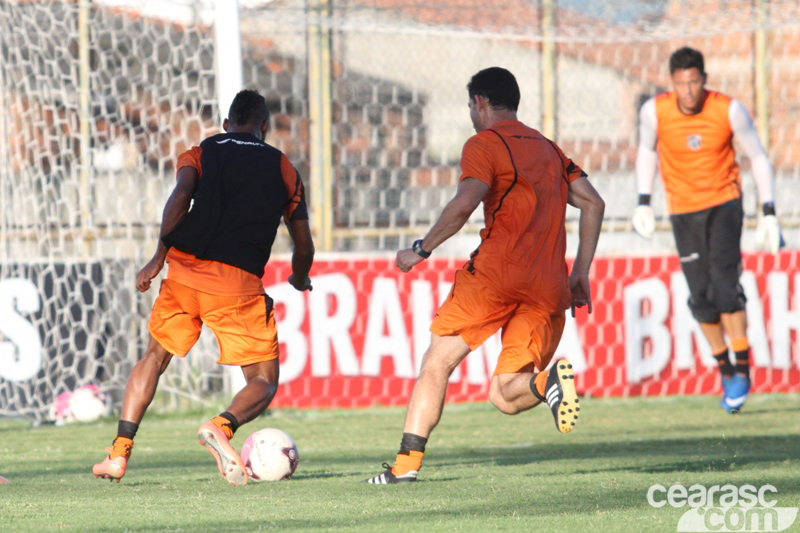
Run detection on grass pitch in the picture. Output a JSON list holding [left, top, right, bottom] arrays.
[[2, 394, 799, 533]]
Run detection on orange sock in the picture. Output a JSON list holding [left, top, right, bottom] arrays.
[[731, 338, 749, 353], [534, 370, 549, 399], [210, 416, 235, 439], [110, 437, 133, 459], [392, 450, 423, 476], [731, 337, 750, 376]]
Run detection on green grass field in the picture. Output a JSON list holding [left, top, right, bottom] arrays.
[[2, 395, 799, 533]]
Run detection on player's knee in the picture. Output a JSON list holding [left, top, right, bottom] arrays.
[[688, 300, 719, 324], [714, 290, 746, 316], [488, 387, 521, 415], [419, 356, 459, 380], [141, 346, 172, 374], [249, 375, 278, 397]]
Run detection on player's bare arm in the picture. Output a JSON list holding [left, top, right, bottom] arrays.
[[286, 217, 315, 291], [396, 178, 489, 272], [136, 166, 199, 292], [567, 176, 605, 316]]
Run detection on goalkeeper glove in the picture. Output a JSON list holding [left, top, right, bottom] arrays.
[[632, 194, 655, 239], [755, 203, 785, 254]]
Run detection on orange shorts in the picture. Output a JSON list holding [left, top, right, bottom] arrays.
[[148, 279, 279, 366], [430, 270, 565, 375]]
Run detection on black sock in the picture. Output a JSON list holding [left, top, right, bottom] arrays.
[[713, 349, 735, 378], [530, 374, 546, 402], [219, 411, 240, 434], [117, 420, 139, 441], [398, 432, 427, 455], [734, 348, 750, 377]]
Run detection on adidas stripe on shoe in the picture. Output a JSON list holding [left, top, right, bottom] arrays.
[[540, 359, 580, 434], [364, 463, 418, 484]]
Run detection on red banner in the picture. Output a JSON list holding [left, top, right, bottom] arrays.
[[262, 252, 800, 408]]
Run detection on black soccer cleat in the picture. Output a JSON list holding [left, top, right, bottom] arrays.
[[539, 359, 580, 433], [364, 463, 418, 484]]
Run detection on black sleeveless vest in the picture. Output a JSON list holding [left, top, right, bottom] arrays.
[[163, 132, 289, 278]]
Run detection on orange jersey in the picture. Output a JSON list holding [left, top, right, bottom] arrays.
[[655, 91, 741, 214], [164, 145, 304, 296], [460, 120, 586, 314]]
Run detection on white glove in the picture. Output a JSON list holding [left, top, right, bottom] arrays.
[[632, 205, 655, 239], [755, 214, 785, 254]]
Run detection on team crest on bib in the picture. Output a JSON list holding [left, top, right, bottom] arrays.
[[686, 134, 702, 151]]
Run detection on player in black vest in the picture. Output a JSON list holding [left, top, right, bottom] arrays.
[[93, 90, 314, 486]]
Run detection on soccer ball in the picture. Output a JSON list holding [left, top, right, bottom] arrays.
[[68, 385, 112, 422], [240, 428, 299, 481]]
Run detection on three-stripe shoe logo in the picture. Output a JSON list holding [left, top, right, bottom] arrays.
[[369, 473, 389, 485], [367, 470, 418, 484], [545, 384, 560, 408]]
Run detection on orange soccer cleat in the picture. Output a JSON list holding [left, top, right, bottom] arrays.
[[92, 437, 133, 482], [198, 421, 248, 486]]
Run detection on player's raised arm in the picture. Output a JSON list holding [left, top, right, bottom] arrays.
[[567, 176, 605, 316], [395, 177, 489, 273], [632, 98, 658, 239], [136, 165, 199, 292], [729, 99, 785, 253]]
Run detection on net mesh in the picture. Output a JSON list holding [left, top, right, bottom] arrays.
[[1, 0, 798, 419]]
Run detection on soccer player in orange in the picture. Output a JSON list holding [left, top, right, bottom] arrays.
[[365, 67, 605, 484], [631, 47, 784, 414], [92, 90, 314, 485]]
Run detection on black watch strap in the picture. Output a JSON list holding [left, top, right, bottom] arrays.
[[412, 239, 431, 259], [762, 202, 776, 216]]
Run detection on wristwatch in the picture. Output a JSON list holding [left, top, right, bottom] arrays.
[[412, 239, 431, 259]]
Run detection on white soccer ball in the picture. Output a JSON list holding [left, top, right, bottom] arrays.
[[68, 385, 112, 422], [240, 428, 299, 481]]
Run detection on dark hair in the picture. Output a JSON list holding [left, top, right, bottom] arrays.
[[669, 47, 705, 75], [228, 89, 269, 126], [467, 67, 520, 112]]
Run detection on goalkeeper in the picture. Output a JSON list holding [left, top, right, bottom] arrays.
[[92, 90, 314, 485], [631, 47, 784, 414]]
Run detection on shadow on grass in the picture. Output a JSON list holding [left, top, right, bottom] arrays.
[[19, 432, 800, 481], [431, 434, 800, 473], [737, 405, 800, 416], [335, 433, 800, 480]]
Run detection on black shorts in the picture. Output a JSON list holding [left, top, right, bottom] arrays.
[[670, 198, 746, 324]]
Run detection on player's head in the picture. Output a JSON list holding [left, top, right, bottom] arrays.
[[669, 47, 705, 77], [467, 67, 520, 112], [669, 47, 707, 114], [467, 67, 519, 132], [224, 89, 269, 140]]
